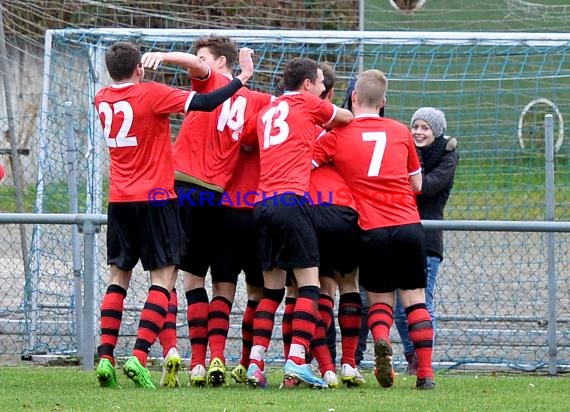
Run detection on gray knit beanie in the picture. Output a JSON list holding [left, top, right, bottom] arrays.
[[411, 107, 447, 138]]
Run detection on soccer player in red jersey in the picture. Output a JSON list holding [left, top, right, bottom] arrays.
[[143, 35, 273, 387], [312, 69, 435, 390], [246, 57, 352, 389], [93, 41, 253, 389]]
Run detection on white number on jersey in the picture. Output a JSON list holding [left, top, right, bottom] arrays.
[[217, 95, 247, 141], [98, 101, 138, 148], [362, 131, 387, 176], [261, 101, 290, 149]]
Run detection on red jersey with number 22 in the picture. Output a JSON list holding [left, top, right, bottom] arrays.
[[257, 91, 335, 199], [312, 114, 421, 230], [95, 81, 193, 202]]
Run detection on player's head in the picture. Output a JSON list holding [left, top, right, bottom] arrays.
[[319, 62, 336, 101], [105, 42, 143, 82], [411, 107, 447, 147], [283, 57, 324, 96], [193, 35, 238, 74], [352, 69, 388, 113]]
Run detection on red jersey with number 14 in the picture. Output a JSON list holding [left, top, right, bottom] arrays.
[[312, 114, 421, 230], [173, 70, 272, 188], [95, 81, 193, 202], [257, 91, 336, 199]]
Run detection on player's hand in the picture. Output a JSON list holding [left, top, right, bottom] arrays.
[[237, 47, 254, 84], [141, 52, 166, 70]]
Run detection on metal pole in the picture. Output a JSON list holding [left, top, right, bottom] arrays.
[[0, 0, 31, 293], [81, 219, 98, 371], [544, 114, 557, 376], [65, 102, 83, 359]]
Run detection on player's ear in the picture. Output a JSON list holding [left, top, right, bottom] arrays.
[[218, 55, 227, 69]]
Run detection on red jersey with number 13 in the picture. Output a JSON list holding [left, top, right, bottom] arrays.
[[312, 114, 421, 230], [95, 81, 193, 202], [257, 91, 335, 199]]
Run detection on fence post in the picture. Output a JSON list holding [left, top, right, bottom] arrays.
[[544, 113, 557, 375], [65, 102, 84, 360], [79, 218, 99, 371]]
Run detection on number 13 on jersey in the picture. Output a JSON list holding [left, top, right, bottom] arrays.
[[261, 101, 290, 149]]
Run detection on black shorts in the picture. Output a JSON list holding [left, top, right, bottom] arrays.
[[311, 204, 360, 278], [253, 194, 319, 271], [175, 180, 222, 277], [210, 206, 263, 287], [107, 199, 184, 271], [359, 223, 426, 293]]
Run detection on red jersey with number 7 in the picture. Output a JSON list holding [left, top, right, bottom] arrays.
[[312, 114, 422, 230], [173, 70, 272, 188], [256, 91, 336, 199], [95, 81, 194, 203]]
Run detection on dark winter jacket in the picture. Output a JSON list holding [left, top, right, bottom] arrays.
[[415, 135, 459, 260]]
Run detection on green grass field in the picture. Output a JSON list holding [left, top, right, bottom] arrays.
[[2, 366, 570, 412]]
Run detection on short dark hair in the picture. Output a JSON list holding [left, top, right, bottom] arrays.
[[193, 35, 238, 69], [283, 57, 319, 91], [319, 62, 336, 99], [105, 42, 141, 82]]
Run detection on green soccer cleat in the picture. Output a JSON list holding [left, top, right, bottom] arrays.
[[123, 356, 156, 389], [96, 358, 120, 389], [230, 364, 247, 384], [207, 357, 227, 387]]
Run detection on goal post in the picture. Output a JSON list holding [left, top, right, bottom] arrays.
[[31, 29, 570, 365]]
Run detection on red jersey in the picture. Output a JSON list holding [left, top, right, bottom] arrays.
[[222, 148, 260, 209], [173, 70, 272, 188], [309, 165, 357, 210], [257, 91, 336, 199], [313, 114, 421, 230], [95, 81, 193, 202]]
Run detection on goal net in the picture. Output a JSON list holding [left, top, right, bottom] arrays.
[[31, 29, 570, 368]]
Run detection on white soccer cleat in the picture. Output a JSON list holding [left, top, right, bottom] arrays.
[[160, 347, 181, 388], [323, 370, 340, 388], [340, 363, 366, 387], [188, 364, 207, 387]]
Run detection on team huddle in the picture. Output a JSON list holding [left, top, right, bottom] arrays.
[[94, 35, 458, 392]]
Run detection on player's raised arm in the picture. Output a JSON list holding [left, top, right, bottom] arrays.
[[141, 51, 210, 79], [186, 77, 246, 112], [235, 47, 254, 86]]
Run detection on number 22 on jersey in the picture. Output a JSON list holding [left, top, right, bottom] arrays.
[[98, 101, 138, 148]]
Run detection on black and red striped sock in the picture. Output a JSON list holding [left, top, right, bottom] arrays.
[[318, 293, 335, 329], [132, 285, 170, 366], [239, 299, 259, 367], [186, 287, 209, 369], [282, 297, 296, 359], [338, 292, 362, 367], [310, 316, 335, 375], [97, 284, 127, 364], [250, 288, 285, 369], [207, 296, 232, 363], [289, 285, 320, 365], [158, 288, 178, 358], [368, 302, 393, 344], [406, 303, 434, 379]]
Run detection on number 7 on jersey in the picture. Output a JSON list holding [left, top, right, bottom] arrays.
[[362, 131, 387, 177]]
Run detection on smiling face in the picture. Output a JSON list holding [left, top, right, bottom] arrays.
[[411, 119, 436, 148]]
